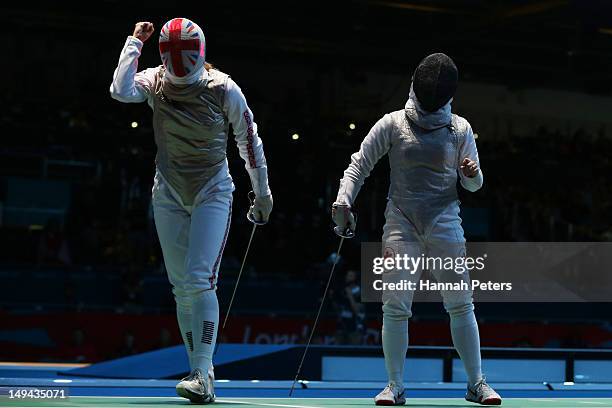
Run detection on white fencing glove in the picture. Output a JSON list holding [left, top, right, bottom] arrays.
[[248, 192, 273, 225], [332, 203, 356, 238]]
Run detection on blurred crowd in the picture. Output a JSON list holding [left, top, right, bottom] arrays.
[[1, 93, 612, 355], [3, 97, 610, 267], [2, 95, 612, 274]]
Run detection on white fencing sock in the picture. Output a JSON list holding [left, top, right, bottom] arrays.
[[382, 316, 409, 386], [191, 290, 219, 372], [176, 301, 194, 370], [449, 305, 483, 386]]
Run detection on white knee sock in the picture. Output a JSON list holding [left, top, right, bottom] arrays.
[[191, 290, 219, 372], [449, 306, 483, 386], [176, 302, 193, 370], [382, 316, 409, 386]]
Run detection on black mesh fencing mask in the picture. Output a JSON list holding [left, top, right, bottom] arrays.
[[412, 53, 458, 112]]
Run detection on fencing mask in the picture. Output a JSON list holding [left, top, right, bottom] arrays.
[[159, 18, 206, 85], [412, 53, 458, 112]]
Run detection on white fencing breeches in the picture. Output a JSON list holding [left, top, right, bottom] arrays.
[[152, 169, 233, 296], [381, 199, 472, 319], [152, 167, 233, 371]]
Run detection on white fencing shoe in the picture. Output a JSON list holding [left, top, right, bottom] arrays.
[[465, 377, 502, 405], [374, 382, 406, 406], [176, 367, 215, 404]]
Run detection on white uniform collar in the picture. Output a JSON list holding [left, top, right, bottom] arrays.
[[164, 64, 208, 86]]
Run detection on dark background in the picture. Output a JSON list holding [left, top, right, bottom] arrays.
[[1, 1, 612, 363]]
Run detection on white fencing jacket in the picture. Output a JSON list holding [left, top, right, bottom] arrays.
[[336, 86, 483, 236], [110, 36, 271, 205]]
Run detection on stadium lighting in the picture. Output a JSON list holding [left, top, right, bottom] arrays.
[[349, 123, 356, 130], [131, 121, 138, 128], [474, 133, 479, 139], [292, 133, 299, 140]]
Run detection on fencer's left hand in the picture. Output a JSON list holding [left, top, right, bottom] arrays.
[[461, 158, 479, 178], [248, 194, 273, 225]]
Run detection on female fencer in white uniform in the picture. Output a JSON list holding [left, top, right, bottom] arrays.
[[110, 19, 272, 404], [332, 53, 501, 406]]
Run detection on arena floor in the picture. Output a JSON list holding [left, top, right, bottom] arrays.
[[3, 357, 612, 407]]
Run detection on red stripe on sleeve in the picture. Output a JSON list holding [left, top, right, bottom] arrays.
[[243, 110, 257, 168]]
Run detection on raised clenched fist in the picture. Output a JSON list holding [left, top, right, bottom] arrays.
[[133, 22, 154, 42]]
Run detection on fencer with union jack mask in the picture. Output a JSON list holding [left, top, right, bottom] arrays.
[[332, 54, 501, 406], [110, 19, 272, 403]]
